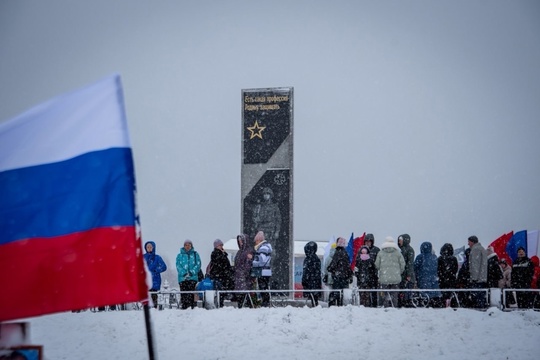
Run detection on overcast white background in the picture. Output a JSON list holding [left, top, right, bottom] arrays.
[[1, 0, 539, 269]]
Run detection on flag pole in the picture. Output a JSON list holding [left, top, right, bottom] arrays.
[[143, 303, 157, 360], [137, 218, 156, 360]]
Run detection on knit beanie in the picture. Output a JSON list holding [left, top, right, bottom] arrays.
[[254, 231, 265, 243], [213, 239, 224, 248]]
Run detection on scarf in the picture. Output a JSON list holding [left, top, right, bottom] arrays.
[[254, 240, 267, 251]]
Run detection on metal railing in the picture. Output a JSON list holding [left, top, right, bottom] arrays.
[[501, 288, 540, 309], [89, 287, 539, 311]]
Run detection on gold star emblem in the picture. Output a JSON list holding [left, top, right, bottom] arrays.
[[247, 120, 266, 140]]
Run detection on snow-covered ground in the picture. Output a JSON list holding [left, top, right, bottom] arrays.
[[23, 304, 540, 360]]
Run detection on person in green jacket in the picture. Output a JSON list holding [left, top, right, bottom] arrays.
[[398, 234, 416, 307]]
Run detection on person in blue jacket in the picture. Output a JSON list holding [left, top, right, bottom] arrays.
[[143, 241, 167, 308], [176, 239, 202, 309], [414, 241, 442, 307]]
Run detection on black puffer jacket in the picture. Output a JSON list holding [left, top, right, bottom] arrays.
[[327, 246, 352, 288], [210, 248, 234, 291], [487, 253, 503, 288], [354, 246, 377, 289], [301, 241, 322, 297], [511, 256, 534, 289], [438, 243, 458, 289]]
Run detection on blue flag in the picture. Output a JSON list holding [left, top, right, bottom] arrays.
[[346, 232, 354, 264], [506, 230, 527, 262]]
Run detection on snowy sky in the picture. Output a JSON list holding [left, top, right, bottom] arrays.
[[1, 0, 539, 269]]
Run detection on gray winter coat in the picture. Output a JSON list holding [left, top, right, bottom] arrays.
[[469, 242, 488, 283]]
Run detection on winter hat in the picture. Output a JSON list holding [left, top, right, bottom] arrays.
[[467, 235, 478, 244], [254, 231, 265, 243], [184, 239, 193, 246], [486, 246, 494, 256], [364, 233, 374, 243], [214, 239, 224, 248], [381, 236, 400, 251], [336, 237, 347, 247]]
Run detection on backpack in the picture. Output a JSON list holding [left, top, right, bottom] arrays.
[[206, 261, 213, 278]]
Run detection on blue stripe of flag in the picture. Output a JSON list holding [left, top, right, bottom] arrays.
[[0, 147, 135, 245]]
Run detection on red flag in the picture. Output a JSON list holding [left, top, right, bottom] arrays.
[[489, 231, 514, 265], [349, 233, 366, 270]]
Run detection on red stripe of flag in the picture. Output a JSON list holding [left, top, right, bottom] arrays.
[[489, 231, 514, 265], [0, 227, 147, 321]]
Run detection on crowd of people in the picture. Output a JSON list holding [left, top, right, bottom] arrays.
[[318, 234, 540, 309], [146, 230, 274, 309], [142, 232, 540, 310]]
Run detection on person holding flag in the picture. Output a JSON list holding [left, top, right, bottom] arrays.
[[346, 232, 365, 272]]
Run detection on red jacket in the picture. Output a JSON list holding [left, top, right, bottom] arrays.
[[531, 256, 540, 289]]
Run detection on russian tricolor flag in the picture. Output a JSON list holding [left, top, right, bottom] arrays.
[[0, 75, 148, 321], [489, 229, 540, 265]]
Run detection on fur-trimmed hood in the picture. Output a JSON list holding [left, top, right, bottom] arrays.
[[380, 236, 400, 251]]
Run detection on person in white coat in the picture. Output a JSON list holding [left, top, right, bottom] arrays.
[[251, 231, 273, 307], [375, 236, 405, 308]]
